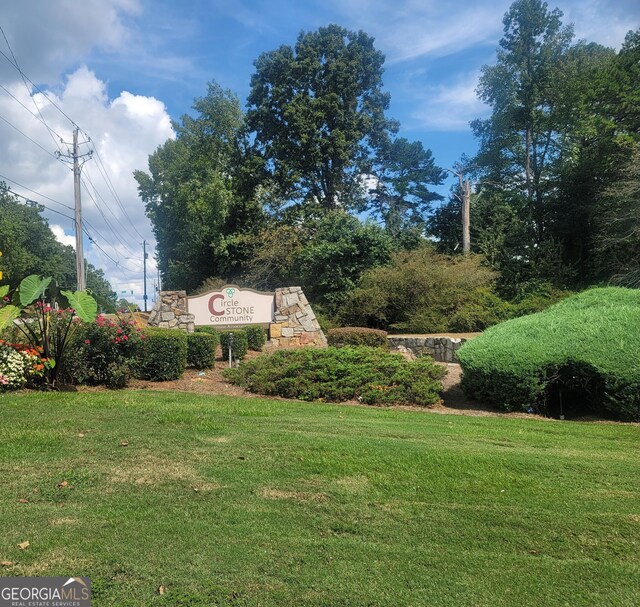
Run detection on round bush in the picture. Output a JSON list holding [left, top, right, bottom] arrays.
[[219, 330, 248, 361], [187, 332, 217, 369], [327, 327, 388, 348], [194, 326, 219, 337], [245, 325, 267, 351], [224, 346, 446, 406], [136, 328, 187, 381], [458, 288, 640, 421]]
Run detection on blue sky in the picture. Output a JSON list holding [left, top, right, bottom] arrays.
[[0, 0, 637, 304]]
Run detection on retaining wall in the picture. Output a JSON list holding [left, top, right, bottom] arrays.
[[387, 335, 469, 362]]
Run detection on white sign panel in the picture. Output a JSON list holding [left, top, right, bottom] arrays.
[[187, 285, 274, 326]]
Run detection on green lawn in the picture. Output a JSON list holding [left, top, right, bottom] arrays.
[[1, 391, 639, 606]]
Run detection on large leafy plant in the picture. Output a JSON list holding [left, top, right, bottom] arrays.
[[0, 275, 97, 387]]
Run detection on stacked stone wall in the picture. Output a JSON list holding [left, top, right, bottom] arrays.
[[147, 290, 195, 332], [270, 287, 327, 347], [387, 335, 468, 363]]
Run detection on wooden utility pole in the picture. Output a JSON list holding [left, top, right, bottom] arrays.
[[461, 176, 471, 256], [143, 240, 148, 312], [72, 128, 85, 291], [446, 168, 471, 255], [57, 127, 92, 290]]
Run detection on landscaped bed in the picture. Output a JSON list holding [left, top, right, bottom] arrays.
[[457, 287, 640, 420], [1, 391, 639, 606]]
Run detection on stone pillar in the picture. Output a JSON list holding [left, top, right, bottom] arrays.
[[269, 287, 327, 347], [147, 290, 195, 333]]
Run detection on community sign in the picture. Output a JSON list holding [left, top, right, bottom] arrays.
[[187, 285, 275, 326]]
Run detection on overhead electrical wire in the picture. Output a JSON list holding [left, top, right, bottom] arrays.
[[0, 171, 74, 211], [0, 25, 63, 153], [3, 179, 144, 275], [0, 81, 66, 145], [0, 111, 62, 160], [0, 24, 154, 284], [82, 166, 143, 244]]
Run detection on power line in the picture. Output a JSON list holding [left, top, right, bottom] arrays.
[[0, 25, 63, 153], [0, 29, 148, 251], [2, 178, 143, 277], [84, 137, 146, 241], [0, 111, 62, 160], [0, 28, 153, 285], [0, 81, 65, 143], [0, 46, 78, 128], [9, 189, 75, 223], [82, 166, 143, 244], [0, 171, 74, 211]]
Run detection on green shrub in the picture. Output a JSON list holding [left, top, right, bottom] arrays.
[[244, 325, 267, 351], [225, 346, 446, 406], [187, 332, 217, 369], [339, 246, 501, 333], [219, 330, 249, 361], [62, 315, 145, 387], [194, 326, 220, 337], [448, 289, 515, 332], [136, 328, 187, 381], [513, 285, 572, 317], [457, 288, 640, 421], [327, 327, 388, 348]]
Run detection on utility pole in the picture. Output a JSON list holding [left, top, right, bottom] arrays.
[[446, 168, 471, 255], [57, 127, 92, 290], [143, 240, 148, 312]]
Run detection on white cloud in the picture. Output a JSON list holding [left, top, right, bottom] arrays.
[[564, 0, 639, 49], [50, 224, 76, 249], [325, 0, 638, 63], [0, 0, 141, 84], [407, 72, 490, 132], [0, 66, 173, 306]]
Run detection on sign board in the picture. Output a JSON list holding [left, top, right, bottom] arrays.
[[187, 285, 274, 326]]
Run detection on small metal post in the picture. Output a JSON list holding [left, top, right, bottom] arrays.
[[228, 332, 234, 368]]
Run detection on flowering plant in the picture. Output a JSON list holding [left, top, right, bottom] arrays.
[[0, 275, 97, 388], [76, 314, 145, 387], [0, 340, 51, 390]]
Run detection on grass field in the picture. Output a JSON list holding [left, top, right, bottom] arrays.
[[1, 391, 639, 606]]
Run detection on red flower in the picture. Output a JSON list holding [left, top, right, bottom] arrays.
[[84, 339, 91, 345]]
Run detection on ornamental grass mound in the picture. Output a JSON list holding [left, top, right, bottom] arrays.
[[224, 346, 446, 406], [457, 287, 640, 421]]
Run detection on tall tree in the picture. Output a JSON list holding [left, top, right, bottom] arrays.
[[247, 24, 397, 212], [367, 137, 445, 237], [135, 82, 265, 291], [472, 0, 573, 245]]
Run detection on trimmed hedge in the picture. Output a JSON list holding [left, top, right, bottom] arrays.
[[457, 287, 640, 421], [194, 326, 219, 337], [187, 332, 217, 369], [220, 330, 249, 361], [224, 346, 446, 406], [245, 325, 267, 351], [327, 327, 388, 348], [136, 328, 187, 381]]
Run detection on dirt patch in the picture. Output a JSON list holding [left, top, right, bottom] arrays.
[[259, 487, 328, 503], [49, 517, 78, 527], [334, 475, 370, 492], [109, 452, 220, 490]]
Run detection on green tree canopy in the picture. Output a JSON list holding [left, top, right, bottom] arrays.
[[367, 137, 445, 237], [247, 24, 398, 212], [0, 183, 116, 311], [135, 82, 266, 291]]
